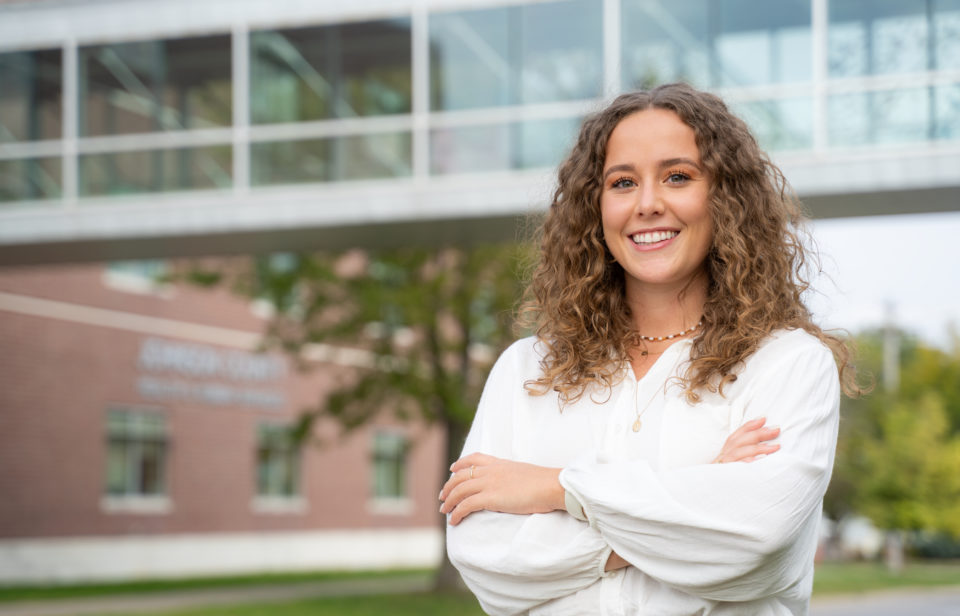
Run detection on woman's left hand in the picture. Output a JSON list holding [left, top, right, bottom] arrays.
[[439, 453, 565, 526]]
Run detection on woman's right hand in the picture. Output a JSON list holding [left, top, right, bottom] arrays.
[[713, 416, 780, 464]]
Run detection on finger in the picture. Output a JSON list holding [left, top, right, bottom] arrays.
[[450, 453, 495, 473], [439, 466, 477, 502], [727, 442, 780, 463], [726, 425, 781, 449], [448, 493, 485, 526], [440, 473, 484, 514], [724, 417, 767, 443], [735, 417, 767, 434]]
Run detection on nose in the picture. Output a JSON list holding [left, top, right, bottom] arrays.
[[635, 181, 663, 217]]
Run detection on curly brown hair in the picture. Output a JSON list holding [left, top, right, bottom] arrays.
[[520, 82, 860, 405]]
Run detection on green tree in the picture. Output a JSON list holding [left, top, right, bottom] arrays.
[[858, 392, 960, 537], [826, 328, 960, 561], [195, 244, 531, 589]]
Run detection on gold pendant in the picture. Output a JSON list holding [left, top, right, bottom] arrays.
[[632, 417, 642, 432]]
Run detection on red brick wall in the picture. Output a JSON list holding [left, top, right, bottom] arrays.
[[0, 263, 447, 539]]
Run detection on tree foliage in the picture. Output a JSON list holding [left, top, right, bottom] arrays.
[[184, 243, 532, 588], [825, 328, 960, 538], [241, 244, 531, 454]]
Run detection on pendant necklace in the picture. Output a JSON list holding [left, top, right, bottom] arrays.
[[632, 385, 664, 432], [631, 348, 687, 432]]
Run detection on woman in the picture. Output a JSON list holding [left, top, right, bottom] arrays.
[[439, 83, 858, 615]]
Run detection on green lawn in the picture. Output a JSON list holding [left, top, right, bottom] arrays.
[[813, 560, 960, 595], [139, 592, 486, 616], [0, 569, 432, 602]]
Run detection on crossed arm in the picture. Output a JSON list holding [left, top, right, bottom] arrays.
[[439, 417, 781, 572]]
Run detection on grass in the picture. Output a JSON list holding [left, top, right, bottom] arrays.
[[0, 568, 432, 602], [813, 560, 960, 595], [138, 592, 486, 616]]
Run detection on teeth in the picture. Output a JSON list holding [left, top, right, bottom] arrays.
[[631, 231, 678, 245]]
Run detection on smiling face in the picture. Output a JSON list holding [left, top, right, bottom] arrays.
[[600, 107, 714, 298]]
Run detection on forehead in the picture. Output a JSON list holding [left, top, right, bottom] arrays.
[[604, 108, 700, 163]]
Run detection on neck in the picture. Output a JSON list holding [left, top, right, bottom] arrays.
[[624, 273, 708, 340]]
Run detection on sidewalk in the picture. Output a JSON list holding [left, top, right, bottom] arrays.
[[810, 585, 960, 616], [0, 573, 433, 616]]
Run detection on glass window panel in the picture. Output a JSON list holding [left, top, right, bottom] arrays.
[[828, 0, 929, 78], [714, 0, 811, 87], [934, 0, 960, 70], [829, 89, 931, 147], [621, 0, 710, 89], [251, 132, 411, 185], [106, 443, 127, 495], [429, 7, 514, 110], [935, 85, 960, 140], [252, 139, 330, 185], [80, 35, 231, 136], [250, 19, 411, 124], [0, 157, 61, 203], [372, 432, 407, 499], [517, 116, 581, 169], [79, 145, 231, 196], [518, 1, 602, 104], [431, 116, 579, 175], [107, 260, 168, 283], [430, 124, 511, 174], [140, 442, 165, 495], [430, 0, 601, 111], [731, 98, 812, 151], [335, 132, 412, 181], [0, 48, 62, 142], [105, 409, 167, 497], [256, 423, 299, 497]]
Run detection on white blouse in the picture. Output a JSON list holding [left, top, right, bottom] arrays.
[[446, 329, 840, 616]]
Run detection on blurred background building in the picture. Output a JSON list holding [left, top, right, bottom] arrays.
[[1, 0, 959, 583]]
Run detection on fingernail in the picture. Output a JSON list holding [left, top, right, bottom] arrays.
[[768, 425, 780, 431], [439, 504, 445, 513], [449, 463, 455, 471], [438, 491, 443, 501]]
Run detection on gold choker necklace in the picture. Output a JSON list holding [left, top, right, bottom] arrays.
[[638, 320, 702, 342]]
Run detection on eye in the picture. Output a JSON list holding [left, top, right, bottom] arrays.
[[611, 176, 636, 189], [665, 170, 691, 184]]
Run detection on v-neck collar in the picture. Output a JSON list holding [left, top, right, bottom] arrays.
[[624, 338, 692, 385]]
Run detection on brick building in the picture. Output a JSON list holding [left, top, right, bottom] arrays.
[[0, 262, 445, 583]]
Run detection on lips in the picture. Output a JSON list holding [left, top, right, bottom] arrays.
[[631, 230, 679, 245]]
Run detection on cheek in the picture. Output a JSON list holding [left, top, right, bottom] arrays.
[[600, 196, 630, 232]]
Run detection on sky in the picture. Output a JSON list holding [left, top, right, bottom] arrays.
[[806, 211, 960, 349]]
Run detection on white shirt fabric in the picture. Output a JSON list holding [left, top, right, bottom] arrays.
[[446, 329, 840, 616]]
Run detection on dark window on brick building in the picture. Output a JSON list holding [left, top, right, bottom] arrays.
[[372, 431, 408, 500], [105, 408, 168, 497], [256, 423, 300, 498]]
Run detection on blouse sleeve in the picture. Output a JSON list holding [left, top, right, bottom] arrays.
[[446, 340, 613, 616], [559, 335, 840, 602]]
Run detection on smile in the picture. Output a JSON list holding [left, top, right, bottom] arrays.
[[631, 230, 678, 245]]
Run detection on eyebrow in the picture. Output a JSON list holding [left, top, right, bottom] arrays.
[[602, 157, 703, 180]]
